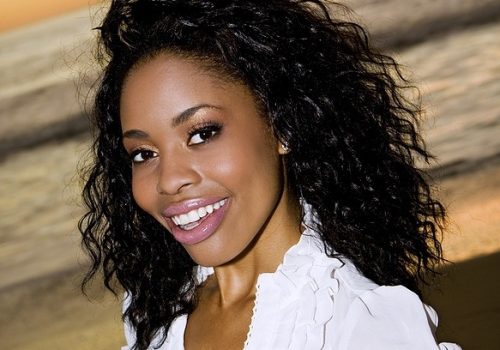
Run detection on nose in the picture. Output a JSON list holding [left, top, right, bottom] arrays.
[[156, 151, 201, 195]]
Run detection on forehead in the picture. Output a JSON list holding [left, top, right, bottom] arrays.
[[119, 54, 264, 129]]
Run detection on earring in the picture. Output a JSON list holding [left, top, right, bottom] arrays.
[[280, 142, 291, 154]]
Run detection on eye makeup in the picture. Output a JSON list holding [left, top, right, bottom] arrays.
[[187, 120, 223, 146]]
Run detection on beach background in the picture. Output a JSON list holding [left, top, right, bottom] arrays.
[[1, 0, 499, 349]]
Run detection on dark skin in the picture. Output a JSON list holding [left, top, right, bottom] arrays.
[[120, 54, 303, 349], [185, 275, 255, 349], [184, 201, 301, 350]]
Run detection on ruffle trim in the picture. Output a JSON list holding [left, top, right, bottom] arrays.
[[195, 229, 345, 350], [243, 231, 344, 349]]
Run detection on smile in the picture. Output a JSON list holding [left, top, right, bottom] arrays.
[[164, 198, 229, 245], [171, 199, 227, 230]]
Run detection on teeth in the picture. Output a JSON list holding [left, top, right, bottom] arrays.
[[171, 199, 226, 228], [188, 211, 198, 222], [198, 207, 207, 218], [180, 214, 189, 225]]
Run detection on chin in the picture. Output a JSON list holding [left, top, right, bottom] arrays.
[[182, 235, 252, 268]]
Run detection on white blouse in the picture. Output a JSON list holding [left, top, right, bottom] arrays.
[[122, 229, 461, 350]]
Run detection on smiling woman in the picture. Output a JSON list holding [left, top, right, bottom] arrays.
[[79, 1, 461, 349], [120, 56, 297, 267]]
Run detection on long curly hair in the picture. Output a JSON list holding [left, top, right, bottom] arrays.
[[79, 0, 446, 349]]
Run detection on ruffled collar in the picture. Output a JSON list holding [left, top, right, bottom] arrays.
[[178, 203, 376, 349], [190, 227, 344, 350], [164, 221, 377, 350]]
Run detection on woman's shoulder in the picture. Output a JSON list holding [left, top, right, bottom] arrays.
[[332, 281, 461, 349], [266, 231, 462, 349]]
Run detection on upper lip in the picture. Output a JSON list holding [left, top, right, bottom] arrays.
[[162, 197, 227, 217]]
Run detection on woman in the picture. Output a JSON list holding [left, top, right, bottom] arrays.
[[80, 0, 461, 349]]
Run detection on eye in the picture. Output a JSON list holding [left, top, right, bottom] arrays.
[[187, 123, 222, 146], [130, 149, 158, 164]]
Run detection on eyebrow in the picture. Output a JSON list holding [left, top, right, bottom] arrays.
[[122, 104, 221, 139], [123, 129, 149, 139], [171, 104, 221, 128]]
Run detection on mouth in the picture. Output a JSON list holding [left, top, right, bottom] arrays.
[[164, 198, 229, 245], [170, 198, 227, 230]]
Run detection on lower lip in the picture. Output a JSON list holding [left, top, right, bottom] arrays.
[[166, 199, 230, 245]]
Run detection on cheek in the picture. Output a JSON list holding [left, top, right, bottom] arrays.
[[201, 130, 282, 202]]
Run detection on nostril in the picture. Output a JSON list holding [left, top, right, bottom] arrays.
[[156, 161, 200, 195]]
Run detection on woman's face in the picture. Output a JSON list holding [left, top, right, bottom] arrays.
[[120, 54, 292, 267]]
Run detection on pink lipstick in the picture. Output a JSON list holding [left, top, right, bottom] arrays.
[[163, 197, 229, 245]]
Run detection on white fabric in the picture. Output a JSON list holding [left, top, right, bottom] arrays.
[[121, 229, 461, 350]]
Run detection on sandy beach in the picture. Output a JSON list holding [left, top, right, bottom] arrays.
[[1, 1, 499, 349], [0, 0, 99, 33]]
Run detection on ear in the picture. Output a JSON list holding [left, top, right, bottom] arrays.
[[278, 142, 290, 155]]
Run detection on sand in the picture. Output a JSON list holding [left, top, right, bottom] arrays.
[[0, 0, 99, 33], [0, 6, 100, 155]]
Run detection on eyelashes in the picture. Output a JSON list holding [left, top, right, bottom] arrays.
[[128, 121, 223, 165], [187, 121, 222, 146], [130, 148, 158, 164]]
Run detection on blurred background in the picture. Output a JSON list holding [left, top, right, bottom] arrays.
[[0, 0, 499, 349]]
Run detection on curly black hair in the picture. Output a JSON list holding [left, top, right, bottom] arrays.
[[79, 0, 446, 349]]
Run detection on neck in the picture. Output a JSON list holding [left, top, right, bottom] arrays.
[[209, 192, 302, 305]]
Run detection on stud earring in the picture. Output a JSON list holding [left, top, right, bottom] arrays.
[[280, 142, 291, 154]]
